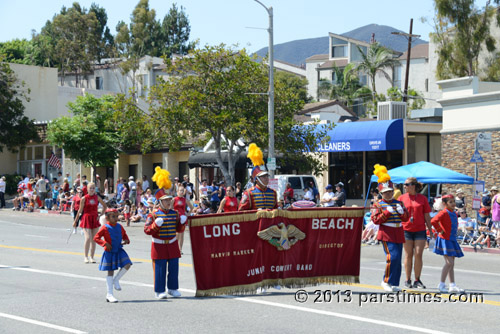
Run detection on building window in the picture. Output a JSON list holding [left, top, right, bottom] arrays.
[[96, 77, 103, 90], [394, 66, 402, 89], [332, 45, 347, 58]]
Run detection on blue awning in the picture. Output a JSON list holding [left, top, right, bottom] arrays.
[[316, 119, 404, 152]]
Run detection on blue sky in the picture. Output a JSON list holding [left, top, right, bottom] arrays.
[[0, 0, 490, 52]]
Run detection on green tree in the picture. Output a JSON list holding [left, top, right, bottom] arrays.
[[47, 94, 121, 174], [160, 3, 195, 57], [114, 45, 331, 185], [0, 39, 33, 64], [275, 71, 311, 104], [35, 3, 101, 86], [355, 43, 400, 113], [317, 64, 372, 114], [431, 0, 500, 79], [0, 61, 39, 152], [89, 4, 115, 61], [115, 0, 161, 95], [386, 87, 425, 112]]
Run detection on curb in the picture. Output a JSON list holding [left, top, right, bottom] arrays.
[[461, 245, 500, 254]]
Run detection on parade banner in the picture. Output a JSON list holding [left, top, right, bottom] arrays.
[[189, 207, 363, 296]]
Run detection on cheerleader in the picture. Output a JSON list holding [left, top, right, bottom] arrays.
[[431, 195, 464, 293], [217, 186, 239, 213], [174, 186, 194, 253], [94, 208, 132, 303]]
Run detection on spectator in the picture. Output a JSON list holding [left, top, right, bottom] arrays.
[[121, 183, 130, 203], [0, 176, 5, 208], [209, 180, 220, 211], [457, 209, 474, 243], [283, 183, 294, 206], [455, 189, 466, 209], [333, 183, 346, 207], [199, 179, 209, 199], [50, 185, 59, 210], [95, 174, 101, 194], [309, 181, 319, 204], [320, 184, 335, 207], [128, 176, 136, 191], [62, 178, 70, 193], [115, 178, 124, 200], [36, 175, 48, 208], [303, 186, 314, 201], [183, 175, 194, 201], [217, 180, 226, 203], [370, 188, 381, 206], [131, 202, 147, 222], [140, 175, 149, 192], [235, 182, 243, 200], [64, 172, 71, 185], [57, 172, 63, 185]]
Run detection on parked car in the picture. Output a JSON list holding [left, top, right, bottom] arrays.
[[272, 175, 318, 202]]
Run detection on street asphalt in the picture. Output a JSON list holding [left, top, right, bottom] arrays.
[[0, 209, 499, 333]]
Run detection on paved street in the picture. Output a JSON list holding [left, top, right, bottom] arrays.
[[1, 210, 499, 333]]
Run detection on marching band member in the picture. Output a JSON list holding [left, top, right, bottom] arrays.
[[238, 143, 277, 211], [371, 164, 409, 292], [144, 167, 182, 299]]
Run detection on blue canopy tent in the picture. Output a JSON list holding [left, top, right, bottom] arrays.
[[365, 161, 474, 207]]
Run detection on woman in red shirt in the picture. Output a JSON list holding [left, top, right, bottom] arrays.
[[174, 186, 194, 254], [398, 177, 433, 289], [217, 186, 239, 213], [74, 183, 107, 263]]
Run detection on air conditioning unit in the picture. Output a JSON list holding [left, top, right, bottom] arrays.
[[377, 101, 407, 120]]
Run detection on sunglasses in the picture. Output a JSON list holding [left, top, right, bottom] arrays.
[[404, 183, 415, 187]]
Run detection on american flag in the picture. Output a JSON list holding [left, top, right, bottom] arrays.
[[48, 152, 62, 169]]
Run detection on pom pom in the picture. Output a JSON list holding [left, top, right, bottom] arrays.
[[152, 166, 172, 191], [433, 197, 444, 211], [247, 143, 265, 167], [373, 164, 391, 183]]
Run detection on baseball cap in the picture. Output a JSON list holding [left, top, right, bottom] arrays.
[[325, 184, 333, 190], [129, 176, 134, 180], [456, 188, 464, 194], [491, 186, 498, 191], [335, 182, 344, 188]]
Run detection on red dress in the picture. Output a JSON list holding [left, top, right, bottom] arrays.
[[80, 194, 100, 229], [223, 196, 238, 212]]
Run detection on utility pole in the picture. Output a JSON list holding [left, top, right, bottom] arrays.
[[254, 0, 275, 177], [391, 19, 420, 102]]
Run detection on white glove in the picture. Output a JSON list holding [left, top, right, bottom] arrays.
[[180, 215, 187, 225], [386, 205, 395, 214], [155, 218, 164, 227], [396, 204, 404, 215]]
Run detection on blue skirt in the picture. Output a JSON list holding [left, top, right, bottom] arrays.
[[99, 249, 132, 271], [433, 237, 464, 258]]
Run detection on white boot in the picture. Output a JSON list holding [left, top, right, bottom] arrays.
[[106, 276, 118, 303], [113, 267, 128, 291]]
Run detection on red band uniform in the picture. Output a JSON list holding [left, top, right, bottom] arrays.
[[371, 181, 409, 289], [144, 190, 182, 295]]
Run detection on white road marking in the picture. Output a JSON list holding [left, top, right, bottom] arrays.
[[0, 312, 86, 334], [0, 264, 449, 333], [24, 234, 49, 238]]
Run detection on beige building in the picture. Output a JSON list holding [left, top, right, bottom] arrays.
[[2, 62, 194, 192], [438, 76, 500, 204]]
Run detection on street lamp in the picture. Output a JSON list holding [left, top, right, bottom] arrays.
[[254, 0, 275, 177]]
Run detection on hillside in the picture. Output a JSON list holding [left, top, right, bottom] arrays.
[[254, 24, 428, 66]]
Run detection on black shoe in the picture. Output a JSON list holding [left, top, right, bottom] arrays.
[[412, 279, 426, 289], [404, 279, 412, 288]]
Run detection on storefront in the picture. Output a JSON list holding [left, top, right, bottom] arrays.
[[317, 119, 404, 201]]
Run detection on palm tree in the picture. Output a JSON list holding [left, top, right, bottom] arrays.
[[317, 64, 372, 116], [355, 43, 400, 113]]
